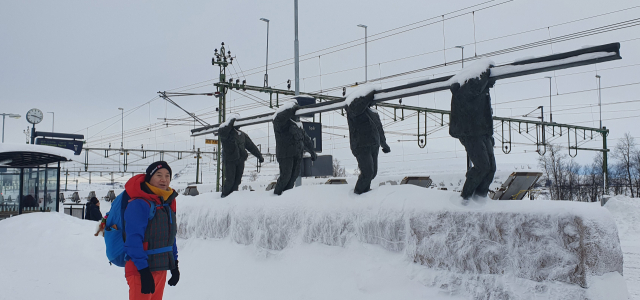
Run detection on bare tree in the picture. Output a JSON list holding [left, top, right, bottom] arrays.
[[633, 147, 640, 194], [332, 158, 346, 177], [612, 132, 636, 197], [538, 144, 567, 200], [585, 153, 604, 202]]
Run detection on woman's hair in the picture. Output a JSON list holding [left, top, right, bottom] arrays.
[[89, 197, 100, 205]]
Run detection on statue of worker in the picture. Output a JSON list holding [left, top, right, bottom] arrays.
[[449, 67, 496, 200], [346, 91, 390, 194], [272, 103, 317, 195], [218, 116, 264, 198]]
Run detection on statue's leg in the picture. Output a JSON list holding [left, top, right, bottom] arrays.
[[474, 135, 497, 197], [460, 136, 491, 199], [232, 161, 245, 192], [372, 145, 379, 179], [354, 148, 374, 194], [274, 157, 292, 195], [284, 156, 302, 191], [221, 161, 237, 197]]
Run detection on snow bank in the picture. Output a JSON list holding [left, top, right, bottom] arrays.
[[604, 195, 640, 299], [0, 210, 450, 299], [177, 184, 627, 299]]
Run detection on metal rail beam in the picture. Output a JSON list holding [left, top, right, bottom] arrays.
[[190, 43, 620, 136]]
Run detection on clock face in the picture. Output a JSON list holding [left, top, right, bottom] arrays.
[[26, 108, 43, 124]]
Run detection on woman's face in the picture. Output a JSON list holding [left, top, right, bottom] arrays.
[[149, 168, 171, 190]]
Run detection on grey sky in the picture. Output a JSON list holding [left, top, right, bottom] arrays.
[[1, 0, 639, 173]]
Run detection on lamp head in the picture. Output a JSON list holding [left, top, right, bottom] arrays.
[[595, 75, 601, 78], [455, 45, 464, 49], [357, 24, 367, 28], [260, 18, 269, 22], [9, 114, 20, 119]]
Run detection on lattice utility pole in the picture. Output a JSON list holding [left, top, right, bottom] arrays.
[[212, 42, 234, 192]]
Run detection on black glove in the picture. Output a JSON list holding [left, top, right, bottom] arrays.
[[310, 152, 318, 161], [258, 156, 265, 163], [382, 144, 391, 153], [168, 261, 180, 286], [139, 267, 155, 294]]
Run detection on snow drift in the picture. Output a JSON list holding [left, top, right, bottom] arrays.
[[177, 184, 626, 299]]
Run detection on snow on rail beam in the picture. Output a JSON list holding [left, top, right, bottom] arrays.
[[176, 185, 626, 299], [191, 43, 620, 137]]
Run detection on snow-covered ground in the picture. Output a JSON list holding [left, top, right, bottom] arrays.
[[603, 195, 640, 299], [1, 180, 637, 299]]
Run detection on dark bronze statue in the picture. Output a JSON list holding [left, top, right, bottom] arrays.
[[346, 91, 390, 194], [449, 68, 496, 200], [219, 117, 264, 197], [272, 104, 317, 195]]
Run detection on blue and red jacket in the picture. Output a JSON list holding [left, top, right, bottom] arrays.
[[123, 174, 178, 276]]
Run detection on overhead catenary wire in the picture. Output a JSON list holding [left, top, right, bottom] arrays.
[[82, 5, 640, 157]]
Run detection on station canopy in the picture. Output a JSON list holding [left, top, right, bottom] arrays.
[[0, 144, 75, 167]]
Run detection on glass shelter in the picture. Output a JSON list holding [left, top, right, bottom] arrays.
[[0, 144, 73, 220]]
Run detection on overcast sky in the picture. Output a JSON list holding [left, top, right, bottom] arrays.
[[1, 0, 639, 174]]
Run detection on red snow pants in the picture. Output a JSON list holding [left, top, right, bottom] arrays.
[[126, 270, 167, 300]]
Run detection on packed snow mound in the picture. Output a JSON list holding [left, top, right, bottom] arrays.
[[0, 213, 126, 299], [604, 195, 640, 238], [177, 184, 627, 299], [0, 211, 451, 299]]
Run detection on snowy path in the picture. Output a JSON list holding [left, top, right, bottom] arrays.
[[605, 195, 640, 300], [622, 240, 640, 300]]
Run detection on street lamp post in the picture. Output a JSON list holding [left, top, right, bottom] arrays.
[[118, 108, 124, 149], [47, 112, 54, 132], [596, 75, 602, 129], [1, 113, 21, 143], [357, 24, 368, 82], [455, 46, 465, 68], [294, 0, 300, 96], [260, 18, 270, 87], [455, 45, 469, 169], [545, 76, 553, 123]]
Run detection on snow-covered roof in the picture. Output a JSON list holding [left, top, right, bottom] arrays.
[[0, 143, 75, 166]]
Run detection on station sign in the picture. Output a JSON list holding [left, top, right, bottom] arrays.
[[35, 138, 84, 155], [205, 139, 218, 145], [302, 122, 322, 153]]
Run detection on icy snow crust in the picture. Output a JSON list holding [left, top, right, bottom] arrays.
[[0, 185, 632, 299], [177, 184, 627, 299]]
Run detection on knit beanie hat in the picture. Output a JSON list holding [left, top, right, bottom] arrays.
[[145, 161, 172, 182]]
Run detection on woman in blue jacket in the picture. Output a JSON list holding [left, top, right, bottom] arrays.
[[124, 161, 180, 299]]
